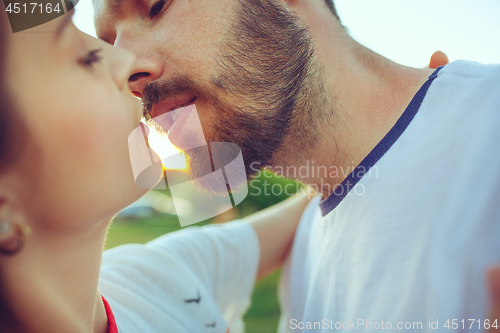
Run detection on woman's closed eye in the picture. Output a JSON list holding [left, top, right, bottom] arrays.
[[80, 48, 102, 67]]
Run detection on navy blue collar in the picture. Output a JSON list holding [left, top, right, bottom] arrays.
[[319, 66, 444, 216]]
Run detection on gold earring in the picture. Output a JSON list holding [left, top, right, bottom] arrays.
[[0, 223, 32, 256]]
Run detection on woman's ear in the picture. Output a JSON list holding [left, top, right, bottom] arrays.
[[0, 195, 31, 256], [0, 198, 17, 252]]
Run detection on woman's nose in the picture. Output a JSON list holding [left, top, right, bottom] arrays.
[[104, 41, 138, 92]]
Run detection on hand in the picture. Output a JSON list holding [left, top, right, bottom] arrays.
[[487, 266, 500, 332], [428, 50, 449, 69], [245, 187, 316, 279]]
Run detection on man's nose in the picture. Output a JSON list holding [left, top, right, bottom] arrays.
[[114, 31, 163, 98]]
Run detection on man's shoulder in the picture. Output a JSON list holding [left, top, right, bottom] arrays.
[[425, 60, 500, 117], [438, 60, 500, 83]]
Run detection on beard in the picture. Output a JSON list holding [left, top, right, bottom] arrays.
[[142, 0, 330, 191]]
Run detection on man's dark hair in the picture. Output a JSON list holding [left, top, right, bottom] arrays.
[[325, 0, 340, 20], [0, 18, 20, 333], [0, 14, 12, 170], [0, 13, 27, 333], [0, 13, 24, 173]]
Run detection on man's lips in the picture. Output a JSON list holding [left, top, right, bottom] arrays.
[[149, 99, 197, 135], [167, 103, 206, 151], [150, 95, 197, 119]]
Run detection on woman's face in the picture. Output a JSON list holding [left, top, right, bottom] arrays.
[[4, 13, 147, 228]]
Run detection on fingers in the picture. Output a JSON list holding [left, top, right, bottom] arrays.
[[428, 50, 450, 69], [487, 266, 500, 332]]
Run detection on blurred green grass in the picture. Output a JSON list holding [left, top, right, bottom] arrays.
[[105, 170, 300, 333]]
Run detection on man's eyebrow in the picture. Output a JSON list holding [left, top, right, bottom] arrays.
[[55, 10, 75, 40]]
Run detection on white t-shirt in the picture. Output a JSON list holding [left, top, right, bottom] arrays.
[[278, 61, 500, 332], [99, 220, 260, 333]]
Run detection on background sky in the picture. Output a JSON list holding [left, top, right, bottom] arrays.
[[73, 0, 500, 67]]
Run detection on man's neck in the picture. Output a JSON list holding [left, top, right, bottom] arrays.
[[270, 10, 434, 198], [2, 219, 111, 333]]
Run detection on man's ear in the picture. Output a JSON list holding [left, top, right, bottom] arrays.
[[283, 0, 301, 8], [428, 51, 449, 69]]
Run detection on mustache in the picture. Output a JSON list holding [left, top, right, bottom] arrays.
[[141, 76, 200, 120]]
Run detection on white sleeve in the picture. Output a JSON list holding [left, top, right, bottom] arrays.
[[144, 220, 260, 329]]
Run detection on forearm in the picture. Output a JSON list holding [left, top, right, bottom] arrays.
[[243, 187, 316, 279]]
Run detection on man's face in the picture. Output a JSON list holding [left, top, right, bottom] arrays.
[[94, 0, 325, 181]]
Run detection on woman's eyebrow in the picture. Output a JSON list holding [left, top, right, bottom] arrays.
[[55, 10, 75, 40]]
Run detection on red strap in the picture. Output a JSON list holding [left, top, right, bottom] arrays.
[[101, 294, 230, 333], [101, 295, 119, 333]]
